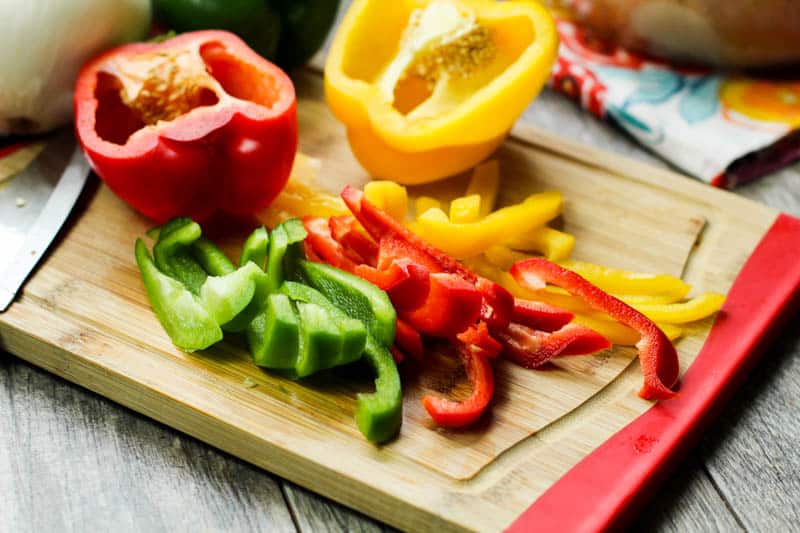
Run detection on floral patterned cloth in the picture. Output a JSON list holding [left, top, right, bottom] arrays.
[[549, 19, 800, 187]]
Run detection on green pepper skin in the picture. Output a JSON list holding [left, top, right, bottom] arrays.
[[199, 262, 262, 326], [283, 270, 402, 443], [224, 226, 271, 333], [280, 281, 367, 367], [152, 0, 340, 68], [356, 338, 403, 444], [135, 239, 223, 352], [153, 218, 208, 295], [297, 259, 396, 348], [248, 293, 300, 369]]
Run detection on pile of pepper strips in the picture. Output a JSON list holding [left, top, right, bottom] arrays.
[[138, 175, 724, 442]]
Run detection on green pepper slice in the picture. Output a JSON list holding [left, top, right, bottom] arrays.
[[248, 293, 300, 369], [135, 239, 222, 352], [280, 281, 367, 367], [297, 259, 396, 348]]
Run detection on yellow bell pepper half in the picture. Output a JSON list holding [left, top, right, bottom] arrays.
[[325, 0, 558, 184]]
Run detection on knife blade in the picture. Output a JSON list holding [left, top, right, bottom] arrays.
[[0, 131, 90, 312]]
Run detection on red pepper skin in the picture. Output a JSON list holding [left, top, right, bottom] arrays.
[[329, 215, 378, 266], [75, 31, 297, 223], [381, 261, 431, 311], [305, 216, 432, 309], [513, 299, 575, 332], [423, 345, 494, 427], [341, 186, 513, 332], [400, 273, 483, 338], [395, 319, 424, 361], [456, 321, 502, 359], [390, 346, 405, 364], [342, 186, 474, 280], [303, 217, 360, 270], [511, 258, 680, 400], [498, 322, 610, 369], [476, 277, 515, 333]]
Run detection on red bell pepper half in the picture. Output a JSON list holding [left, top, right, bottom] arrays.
[[75, 30, 297, 223], [510, 258, 680, 400]]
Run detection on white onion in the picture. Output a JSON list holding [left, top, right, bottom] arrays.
[[0, 0, 151, 135]]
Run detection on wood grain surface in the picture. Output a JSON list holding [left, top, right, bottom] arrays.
[[2, 2, 800, 530]]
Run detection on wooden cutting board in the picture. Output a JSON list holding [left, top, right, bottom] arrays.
[[1, 70, 798, 532]]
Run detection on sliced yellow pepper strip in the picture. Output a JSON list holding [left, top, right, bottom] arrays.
[[615, 294, 687, 305], [414, 191, 562, 258], [509, 226, 575, 261], [415, 196, 443, 217], [634, 293, 726, 324], [573, 314, 683, 346], [557, 259, 691, 298], [364, 181, 408, 222], [466, 160, 500, 216], [449, 194, 482, 223], [484, 245, 530, 270]]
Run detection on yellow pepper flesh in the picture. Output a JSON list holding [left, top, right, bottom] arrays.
[[466, 159, 500, 216], [557, 259, 691, 299], [449, 194, 482, 223], [633, 293, 726, 324], [413, 191, 562, 258], [508, 226, 575, 261], [415, 196, 443, 217], [364, 181, 409, 222], [573, 314, 683, 346]]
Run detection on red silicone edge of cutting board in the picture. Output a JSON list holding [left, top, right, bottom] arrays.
[[506, 212, 800, 533]]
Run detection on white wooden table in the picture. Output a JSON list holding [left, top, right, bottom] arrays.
[[2, 5, 799, 530]]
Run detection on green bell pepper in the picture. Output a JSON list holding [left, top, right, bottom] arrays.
[[152, 0, 340, 69]]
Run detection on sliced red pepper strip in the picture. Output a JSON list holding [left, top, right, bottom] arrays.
[[400, 273, 482, 338], [382, 261, 431, 311], [390, 346, 405, 364], [513, 299, 575, 332], [422, 344, 494, 427], [302, 217, 360, 270], [395, 319, 424, 361], [511, 258, 680, 400], [342, 185, 474, 281], [329, 215, 378, 266], [498, 322, 611, 369], [456, 321, 502, 359], [342, 186, 513, 332], [476, 277, 515, 333]]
